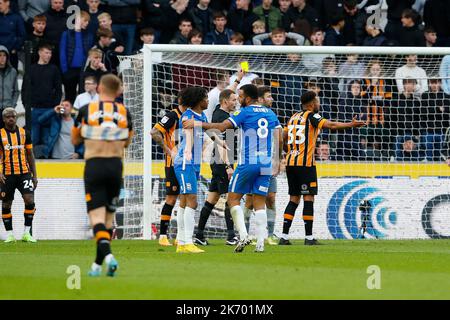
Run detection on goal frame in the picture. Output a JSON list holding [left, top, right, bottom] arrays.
[[142, 44, 450, 240]]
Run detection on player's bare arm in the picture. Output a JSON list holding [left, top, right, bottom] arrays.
[[26, 148, 38, 188], [273, 127, 283, 176], [151, 128, 174, 157], [322, 116, 366, 131], [182, 125, 194, 162]]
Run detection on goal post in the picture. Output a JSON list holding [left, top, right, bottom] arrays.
[[119, 45, 450, 240]]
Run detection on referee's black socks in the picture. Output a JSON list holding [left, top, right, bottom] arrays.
[[224, 203, 236, 239], [160, 203, 174, 236], [197, 201, 215, 239], [94, 223, 112, 265]]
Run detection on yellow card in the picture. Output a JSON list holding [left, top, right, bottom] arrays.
[[240, 61, 249, 72]]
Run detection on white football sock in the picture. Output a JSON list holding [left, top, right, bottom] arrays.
[[281, 233, 289, 240], [184, 207, 196, 245], [266, 208, 276, 238], [306, 235, 314, 241], [104, 254, 114, 264], [254, 209, 267, 246], [176, 207, 185, 245], [91, 262, 102, 270], [24, 226, 31, 234], [231, 205, 248, 239]]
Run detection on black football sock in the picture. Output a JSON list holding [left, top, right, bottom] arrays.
[[282, 201, 299, 236], [303, 201, 314, 238], [224, 203, 235, 238], [197, 201, 214, 238], [160, 203, 174, 236], [93, 223, 111, 265]]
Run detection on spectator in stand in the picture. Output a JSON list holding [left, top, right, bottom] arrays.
[[252, 27, 305, 45], [338, 53, 366, 92], [315, 141, 333, 161], [91, 27, 119, 73], [18, 0, 49, 31], [398, 8, 425, 47], [0, 46, 19, 122], [253, 0, 282, 33], [336, 79, 366, 160], [424, 27, 437, 48], [319, 56, 340, 120], [302, 28, 334, 73], [189, 0, 213, 35], [229, 32, 244, 45], [282, 0, 320, 32], [44, 0, 68, 68], [60, 11, 95, 103], [79, 48, 108, 91], [149, 0, 190, 44], [21, 44, 62, 155], [38, 99, 83, 159], [97, 12, 125, 53], [0, 0, 26, 69], [323, 14, 345, 46], [102, 0, 139, 55], [439, 55, 450, 95], [227, 0, 259, 41], [278, 0, 291, 19], [188, 29, 203, 44], [396, 136, 421, 161], [86, 0, 103, 36], [360, 59, 392, 154], [423, 0, 450, 47], [341, 0, 367, 46], [395, 55, 428, 95], [421, 79, 450, 161], [170, 18, 193, 44], [204, 11, 234, 45], [136, 27, 155, 53], [26, 14, 48, 64], [362, 20, 388, 47], [389, 78, 422, 157], [250, 20, 266, 40], [74, 75, 99, 110], [385, 0, 414, 43]]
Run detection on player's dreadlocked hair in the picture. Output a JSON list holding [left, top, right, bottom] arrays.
[[181, 87, 208, 109]]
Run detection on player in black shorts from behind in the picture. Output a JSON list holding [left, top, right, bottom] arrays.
[[194, 89, 238, 246], [72, 75, 133, 277], [0, 108, 38, 243], [280, 91, 365, 245]]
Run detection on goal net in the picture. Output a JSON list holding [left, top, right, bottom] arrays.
[[118, 45, 450, 240]]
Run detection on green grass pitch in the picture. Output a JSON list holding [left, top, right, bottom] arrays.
[[1, 239, 450, 300]]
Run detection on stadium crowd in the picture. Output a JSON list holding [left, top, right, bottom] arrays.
[[0, 0, 449, 161]]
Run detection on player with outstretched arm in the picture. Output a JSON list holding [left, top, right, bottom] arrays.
[[280, 91, 366, 245]]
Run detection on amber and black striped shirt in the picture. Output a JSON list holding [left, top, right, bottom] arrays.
[[0, 127, 32, 175], [153, 107, 182, 167], [75, 101, 133, 141], [285, 111, 327, 167]]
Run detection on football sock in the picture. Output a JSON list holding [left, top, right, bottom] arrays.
[[303, 201, 314, 239], [283, 201, 298, 236], [2, 207, 12, 231], [176, 207, 185, 245], [224, 203, 236, 238], [24, 203, 35, 232], [197, 201, 215, 238], [160, 203, 174, 236], [243, 206, 252, 231], [93, 223, 112, 265], [254, 209, 267, 246], [266, 207, 276, 237], [231, 205, 248, 239], [184, 207, 196, 245]]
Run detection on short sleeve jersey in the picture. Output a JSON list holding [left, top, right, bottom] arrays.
[[228, 105, 281, 166]]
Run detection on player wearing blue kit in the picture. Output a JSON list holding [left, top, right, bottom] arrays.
[[183, 84, 283, 253], [173, 87, 209, 254]]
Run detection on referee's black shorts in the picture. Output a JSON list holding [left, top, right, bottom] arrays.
[[209, 164, 229, 195], [286, 166, 318, 196], [84, 157, 123, 213], [165, 166, 180, 196]]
